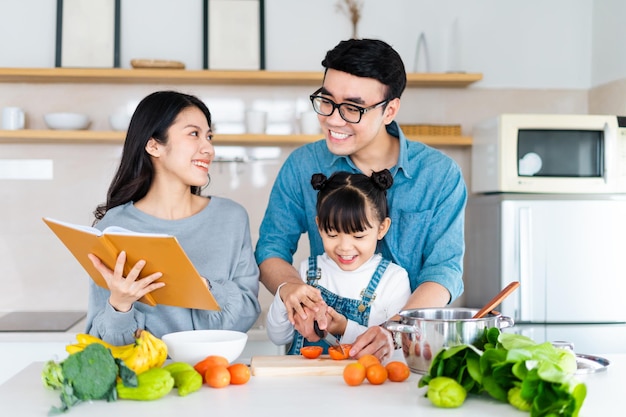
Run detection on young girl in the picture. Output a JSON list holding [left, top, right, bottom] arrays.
[[85, 91, 261, 345], [265, 169, 411, 354]]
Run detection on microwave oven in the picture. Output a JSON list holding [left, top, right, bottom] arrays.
[[471, 114, 626, 194]]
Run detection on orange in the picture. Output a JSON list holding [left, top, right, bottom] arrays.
[[365, 363, 388, 385], [300, 346, 323, 359], [328, 344, 352, 360], [227, 363, 251, 385], [385, 361, 410, 382], [357, 354, 380, 369], [343, 362, 366, 386], [195, 355, 230, 383], [205, 365, 231, 388]]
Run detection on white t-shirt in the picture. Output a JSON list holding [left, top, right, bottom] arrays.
[[266, 253, 411, 346]]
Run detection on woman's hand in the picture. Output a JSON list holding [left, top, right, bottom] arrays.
[[88, 251, 164, 313]]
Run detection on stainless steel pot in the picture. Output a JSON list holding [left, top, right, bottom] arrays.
[[385, 307, 514, 374]]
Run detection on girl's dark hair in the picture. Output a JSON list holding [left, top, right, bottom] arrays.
[[321, 38, 407, 101], [93, 90, 212, 223], [311, 169, 393, 234]]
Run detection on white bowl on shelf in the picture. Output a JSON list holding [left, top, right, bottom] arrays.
[[109, 112, 132, 131], [44, 112, 90, 130], [161, 329, 248, 364]]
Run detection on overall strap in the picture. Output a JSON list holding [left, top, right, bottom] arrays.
[[306, 255, 320, 285], [358, 257, 390, 313]]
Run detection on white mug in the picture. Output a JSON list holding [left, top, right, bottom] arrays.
[[2, 107, 25, 130], [299, 111, 321, 135], [245, 110, 267, 134]]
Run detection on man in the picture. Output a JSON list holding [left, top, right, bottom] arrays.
[[255, 38, 466, 361]]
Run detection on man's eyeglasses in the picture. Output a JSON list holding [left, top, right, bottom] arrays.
[[309, 88, 388, 124]]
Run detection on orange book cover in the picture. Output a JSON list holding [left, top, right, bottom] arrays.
[[43, 217, 220, 311]]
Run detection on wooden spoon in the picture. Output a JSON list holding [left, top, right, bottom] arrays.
[[472, 281, 520, 319]]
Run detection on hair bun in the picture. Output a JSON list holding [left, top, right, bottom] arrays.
[[370, 169, 393, 191], [311, 173, 328, 190]]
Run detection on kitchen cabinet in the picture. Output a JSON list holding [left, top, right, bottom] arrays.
[[0, 68, 480, 147]]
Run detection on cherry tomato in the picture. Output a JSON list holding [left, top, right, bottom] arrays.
[[328, 344, 352, 360], [300, 346, 323, 359]]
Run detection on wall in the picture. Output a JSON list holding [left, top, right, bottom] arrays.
[[0, 0, 600, 88], [1, 0, 625, 314]]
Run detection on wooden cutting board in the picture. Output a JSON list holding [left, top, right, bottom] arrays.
[[250, 355, 356, 376]]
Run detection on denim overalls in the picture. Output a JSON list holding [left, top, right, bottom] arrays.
[[286, 255, 390, 355]]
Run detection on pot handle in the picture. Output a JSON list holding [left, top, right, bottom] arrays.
[[496, 315, 515, 329], [383, 320, 421, 336]]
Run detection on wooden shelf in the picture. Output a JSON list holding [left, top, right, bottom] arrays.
[[0, 68, 482, 88], [0, 130, 472, 147]]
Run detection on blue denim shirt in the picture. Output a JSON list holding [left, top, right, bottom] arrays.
[[255, 121, 466, 303]]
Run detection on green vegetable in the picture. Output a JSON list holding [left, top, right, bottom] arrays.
[[171, 370, 203, 397], [116, 367, 175, 401], [42, 343, 137, 415], [42, 360, 64, 391], [508, 386, 532, 411], [163, 362, 203, 396], [418, 328, 587, 417], [426, 376, 467, 408], [162, 361, 195, 375]]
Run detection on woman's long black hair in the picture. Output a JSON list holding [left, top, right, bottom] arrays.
[[93, 91, 212, 224]]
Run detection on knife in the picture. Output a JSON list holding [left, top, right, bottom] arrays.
[[313, 320, 344, 354]]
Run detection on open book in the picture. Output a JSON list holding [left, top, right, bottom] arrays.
[[43, 217, 220, 310]]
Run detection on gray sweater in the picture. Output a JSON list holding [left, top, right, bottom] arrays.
[[85, 197, 261, 345]]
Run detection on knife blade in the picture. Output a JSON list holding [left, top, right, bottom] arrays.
[[313, 320, 344, 354]]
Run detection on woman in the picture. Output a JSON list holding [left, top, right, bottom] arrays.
[[85, 90, 260, 345]]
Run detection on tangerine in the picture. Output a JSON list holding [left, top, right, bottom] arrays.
[[228, 363, 251, 385], [385, 361, 410, 382], [343, 362, 366, 386], [300, 346, 323, 359], [204, 365, 231, 388], [328, 344, 352, 360], [195, 355, 230, 383], [357, 354, 380, 369], [365, 363, 388, 385]]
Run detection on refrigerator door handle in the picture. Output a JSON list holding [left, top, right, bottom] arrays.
[[518, 206, 532, 322]]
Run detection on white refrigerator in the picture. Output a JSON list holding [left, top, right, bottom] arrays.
[[464, 194, 626, 324]]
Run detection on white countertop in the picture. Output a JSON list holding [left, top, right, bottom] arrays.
[[0, 354, 622, 417]]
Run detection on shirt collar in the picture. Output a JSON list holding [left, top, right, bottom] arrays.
[[329, 120, 412, 179]]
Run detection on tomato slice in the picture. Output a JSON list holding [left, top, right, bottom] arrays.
[[328, 344, 352, 360], [300, 346, 323, 359]]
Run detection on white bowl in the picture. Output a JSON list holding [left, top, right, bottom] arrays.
[[44, 112, 90, 130], [109, 112, 132, 131], [161, 330, 248, 364]]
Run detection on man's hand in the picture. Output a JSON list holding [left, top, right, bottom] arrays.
[[348, 326, 395, 362]]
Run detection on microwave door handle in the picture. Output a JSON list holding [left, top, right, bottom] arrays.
[[603, 122, 612, 184], [518, 206, 532, 322]]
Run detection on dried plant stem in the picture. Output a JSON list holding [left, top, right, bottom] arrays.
[[336, 0, 363, 39]]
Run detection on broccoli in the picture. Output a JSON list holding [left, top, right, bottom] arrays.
[[43, 343, 137, 415]]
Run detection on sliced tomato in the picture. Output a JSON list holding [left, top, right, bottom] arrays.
[[300, 346, 323, 359], [328, 344, 352, 360]]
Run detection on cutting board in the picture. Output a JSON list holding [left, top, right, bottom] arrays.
[[250, 355, 356, 376]]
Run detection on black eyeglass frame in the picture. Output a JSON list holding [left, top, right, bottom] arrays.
[[308, 88, 389, 124]]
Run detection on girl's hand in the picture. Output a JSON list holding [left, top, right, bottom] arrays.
[[325, 306, 347, 336], [278, 282, 324, 325], [88, 251, 164, 313]]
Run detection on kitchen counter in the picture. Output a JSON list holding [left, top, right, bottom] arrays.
[[0, 353, 622, 416], [0, 313, 283, 385]]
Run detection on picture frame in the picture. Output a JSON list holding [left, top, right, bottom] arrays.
[[55, 0, 121, 68], [203, 0, 265, 70]]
